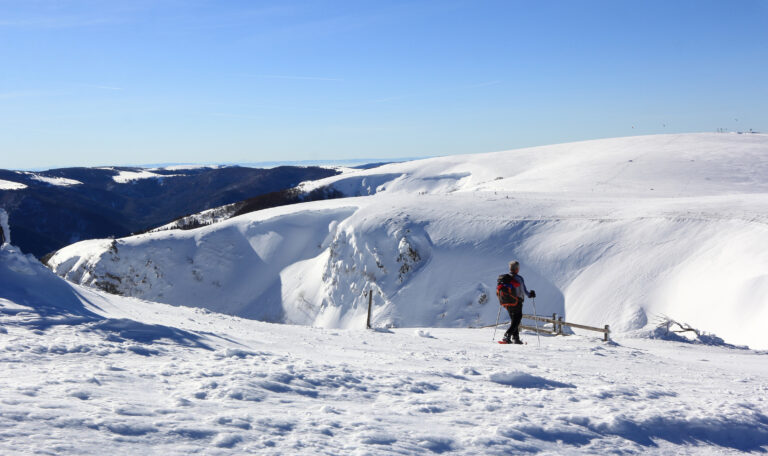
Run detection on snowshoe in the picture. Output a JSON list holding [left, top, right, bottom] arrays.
[[498, 339, 525, 345]]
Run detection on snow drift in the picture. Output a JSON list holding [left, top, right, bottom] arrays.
[[48, 133, 768, 349]]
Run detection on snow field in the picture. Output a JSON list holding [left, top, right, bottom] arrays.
[[27, 173, 83, 186], [3, 242, 768, 454], [112, 170, 180, 183], [0, 179, 27, 190], [2, 304, 768, 455]]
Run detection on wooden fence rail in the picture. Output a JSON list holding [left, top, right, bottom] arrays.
[[472, 313, 610, 341]]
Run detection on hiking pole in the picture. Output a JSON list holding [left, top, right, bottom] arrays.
[[530, 297, 541, 348], [492, 304, 502, 342]]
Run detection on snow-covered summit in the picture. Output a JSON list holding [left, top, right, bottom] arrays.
[[49, 133, 768, 349], [302, 132, 768, 197]]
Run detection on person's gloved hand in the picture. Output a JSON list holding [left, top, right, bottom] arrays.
[[529, 290, 536, 298]]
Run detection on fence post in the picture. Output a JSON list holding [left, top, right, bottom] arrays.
[[604, 324, 610, 342], [552, 313, 557, 334], [558, 316, 563, 335], [366, 290, 373, 329]]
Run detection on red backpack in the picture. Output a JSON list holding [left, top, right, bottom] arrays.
[[497, 274, 520, 307]]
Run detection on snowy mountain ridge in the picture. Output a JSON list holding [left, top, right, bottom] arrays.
[[0, 164, 339, 257], [48, 133, 768, 349]]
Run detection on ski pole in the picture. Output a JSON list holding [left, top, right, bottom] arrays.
[[531, 297, 541, 348], [492, 304, 502, 341]]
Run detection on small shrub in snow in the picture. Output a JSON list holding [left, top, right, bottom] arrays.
[[650, 316, 734, 347], [415, 329, 435, 338]]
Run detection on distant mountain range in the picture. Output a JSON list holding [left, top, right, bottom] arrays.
[[0, 165, 340, 257]]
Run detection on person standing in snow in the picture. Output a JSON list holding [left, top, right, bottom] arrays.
[[496, 260, 535, 344]]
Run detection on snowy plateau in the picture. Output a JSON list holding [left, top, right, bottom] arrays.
[[1, 133, 767, 454]]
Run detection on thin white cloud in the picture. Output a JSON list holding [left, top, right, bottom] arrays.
[[0, 1, 163, 29], [0, 15, 115, 28], [370, 95, 406, 103], [0, 90, 51, 99], [467, 80, 502, 88], [211, 112, 256, 118], [369, 80, 504, 104], [257, 74, 344, 82], [82, 84, 125, 91], [0, 85, 124, 100]]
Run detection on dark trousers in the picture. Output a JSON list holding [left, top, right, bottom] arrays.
[[504, 304, 523, 341]]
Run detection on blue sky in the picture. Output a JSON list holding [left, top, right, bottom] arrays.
[[1, 0, 766, 169]]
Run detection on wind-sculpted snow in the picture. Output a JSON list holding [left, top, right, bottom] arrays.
[[49, 133, 768, 349], [286, 218, 438, 327]]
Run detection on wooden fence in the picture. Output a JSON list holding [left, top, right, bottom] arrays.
[[474, 313, 611, 341]]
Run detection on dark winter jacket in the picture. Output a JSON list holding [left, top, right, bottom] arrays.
[[511, 273, 532, 301]]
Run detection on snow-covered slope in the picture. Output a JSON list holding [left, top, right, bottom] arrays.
[[27, 173, 83, 186], [3, 242, 768, 454], [0, 179, 27, 190], [49, 133, 768, 349]]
